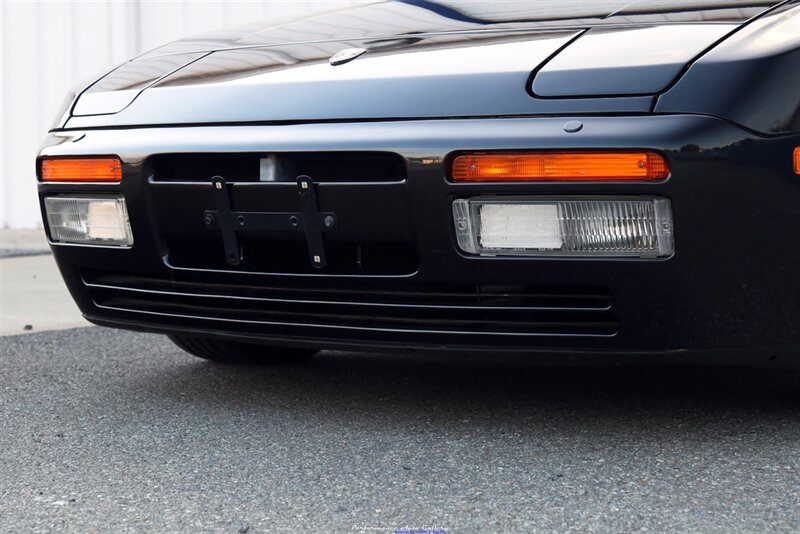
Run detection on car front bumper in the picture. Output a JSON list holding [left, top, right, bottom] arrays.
[[38, 115, 800, 363]]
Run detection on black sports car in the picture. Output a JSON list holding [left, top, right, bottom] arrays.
[[38, 1, 800, 365]]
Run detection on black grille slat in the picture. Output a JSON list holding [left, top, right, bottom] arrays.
[[82, 270, 612, 310], [82, 269, 617, 337]]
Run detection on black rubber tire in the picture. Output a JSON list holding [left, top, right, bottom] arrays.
[[168, 335, 316, 365]]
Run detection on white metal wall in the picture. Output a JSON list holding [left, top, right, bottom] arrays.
[[0, 0, 358, 229]]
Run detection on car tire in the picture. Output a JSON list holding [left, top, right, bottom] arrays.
[[168, 335, 316, 365]]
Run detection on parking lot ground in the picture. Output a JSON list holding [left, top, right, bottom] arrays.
[[1, 327, 799, 533], [0, 254, 91, 336]]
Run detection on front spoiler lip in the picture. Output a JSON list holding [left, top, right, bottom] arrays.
[[85, 314, 800, 368], [89, 302, 618, 340]]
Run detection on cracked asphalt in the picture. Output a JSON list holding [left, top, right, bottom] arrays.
[[1, 327, 799, 533]]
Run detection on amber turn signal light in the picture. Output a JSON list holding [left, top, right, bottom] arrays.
[[451, 151, 669, 182], [40, 158, 122, 182], [794, 147, 799, 175]]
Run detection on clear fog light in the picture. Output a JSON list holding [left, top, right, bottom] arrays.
[[45, 196, 133, 247], [453, 197, 673, 258]]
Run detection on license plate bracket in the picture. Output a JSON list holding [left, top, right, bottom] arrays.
[[204, 175, 337, 268]]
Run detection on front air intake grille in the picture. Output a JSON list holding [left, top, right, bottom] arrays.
[[82, 269, 617, 338], [150, 152, 406, 183]]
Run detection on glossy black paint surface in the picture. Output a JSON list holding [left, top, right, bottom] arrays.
[[139, 0, 775, 56], [531, 24, 737, 97], [655, 3, 800, 134], [60, 0, 790, 129], [39, 1, 800, 363], [74, 52, 208, 116]]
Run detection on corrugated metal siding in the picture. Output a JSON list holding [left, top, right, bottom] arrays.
[[0, 1, 359, 229]]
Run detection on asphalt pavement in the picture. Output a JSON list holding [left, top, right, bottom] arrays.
[[1, 327, 799, 533]]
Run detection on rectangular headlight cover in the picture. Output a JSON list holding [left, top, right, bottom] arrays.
[[45, 196, 133, 247], [453, 197, 673, 258]]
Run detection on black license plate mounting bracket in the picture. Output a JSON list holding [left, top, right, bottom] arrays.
[[203, 175, 337, 268]]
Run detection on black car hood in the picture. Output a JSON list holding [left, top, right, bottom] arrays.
[[64, 0, 782, 128]]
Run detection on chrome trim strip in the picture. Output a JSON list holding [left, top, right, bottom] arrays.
[[83, 281, 613, 312]]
